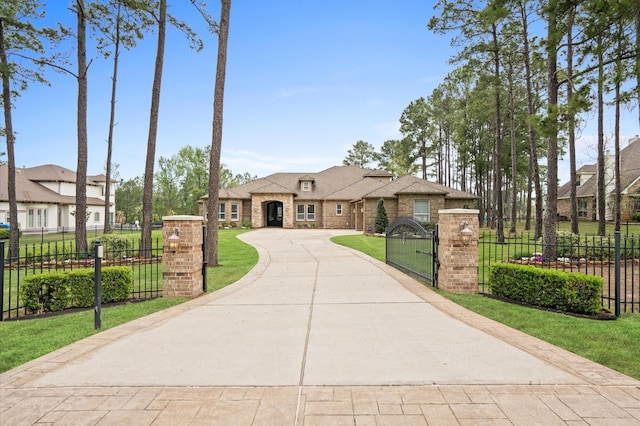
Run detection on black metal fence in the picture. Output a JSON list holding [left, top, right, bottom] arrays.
[[386, 217, 439, 287], [1, 238, 164, 321], [479, 231, 639, 314]]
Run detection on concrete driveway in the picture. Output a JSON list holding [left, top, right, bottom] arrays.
[[2, 228, 639, 425]]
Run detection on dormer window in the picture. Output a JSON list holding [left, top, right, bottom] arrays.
[[298, 175, 315, 192]]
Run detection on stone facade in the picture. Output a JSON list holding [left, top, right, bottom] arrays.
[[162, 216, 204, 298], [437, 209, 479, 294], [251, 194, 295, 228], [197, 167, 478, 231]]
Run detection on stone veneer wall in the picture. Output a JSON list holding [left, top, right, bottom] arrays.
[[251, 194, 294, 228], [162, 215, 204, 298], [437, 209, 479, 294], [322, 201, 352, 229]]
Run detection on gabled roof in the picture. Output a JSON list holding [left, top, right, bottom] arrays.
[[20, 164, 112, 185], [0, 164, 107, 205], [249, 181, 296, 195], [203, 165, 476, 203], [558, 136, 640, 199], [359, 175, 476, 200]]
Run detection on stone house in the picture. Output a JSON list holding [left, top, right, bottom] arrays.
[[557, 136, 640, 221], [198, 165, 477, 231], [0, 164, 115, 233]]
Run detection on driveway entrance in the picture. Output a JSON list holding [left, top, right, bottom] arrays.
[[2, 229, 638, 425]]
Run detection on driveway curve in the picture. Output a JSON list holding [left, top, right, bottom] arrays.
[[2, 228, 639, 425]]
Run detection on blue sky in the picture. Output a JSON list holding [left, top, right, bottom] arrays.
[[3, 1, 639, 183]]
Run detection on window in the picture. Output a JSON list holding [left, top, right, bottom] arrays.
[[578, 199, 588, 217], [28, 208, 48, 228], [307, 204, 315, 221], [302, 181, 310, 191], [413, 200, 430, 223], [231, 204, 239, 221], [336, 204, 343, 216], [297, 205, 305, 221], [94, 212, 100, 222], [218, 203, 226, 221]]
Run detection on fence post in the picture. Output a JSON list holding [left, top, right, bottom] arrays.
[[94, 240, 103, 329], [0, 241, 4, 322], [202, 225, 208, 292], [615, 231, 621, 318], [437, 209, 479, 293], [162, 215, 204, 297]]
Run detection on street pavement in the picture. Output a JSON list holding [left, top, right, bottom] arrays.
[[1, 228, 639, 425]]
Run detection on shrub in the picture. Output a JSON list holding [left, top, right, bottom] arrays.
[[21, 266, 133, 314], [20, 272, 70, 313], [93, 235, 131, 251], [489, 263, 602, 315], [374, 198, 388, 233]]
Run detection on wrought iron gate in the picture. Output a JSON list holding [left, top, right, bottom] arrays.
[[386, 217, 439, 287]]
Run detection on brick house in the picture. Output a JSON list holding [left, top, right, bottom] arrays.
[[557, 136, 640, 221], [198, 165, 477, 231]]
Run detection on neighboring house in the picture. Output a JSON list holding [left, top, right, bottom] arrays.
[[198, 165, 477, 231], [0, 164, 116, 234], [557, 136, 640, 221]]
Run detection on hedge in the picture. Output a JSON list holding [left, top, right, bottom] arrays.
[[21, 267, 132, 314], [489, 263, 603, 315]]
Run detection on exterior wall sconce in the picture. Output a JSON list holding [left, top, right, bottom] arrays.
[[167, 228, 180, 252], [460, 221, 473, 246]]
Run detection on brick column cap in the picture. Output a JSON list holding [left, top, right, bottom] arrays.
[[438, 208, 480, 214], [162, 215, 204, 221]]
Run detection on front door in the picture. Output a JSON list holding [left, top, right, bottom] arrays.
[[266, 202, 283, 227]]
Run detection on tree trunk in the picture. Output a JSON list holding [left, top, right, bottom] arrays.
[[491, 23, 504, 243], [508, 59, 517, 235], [596, 35, 606, 236], [206, 0, 231, 265], [543, 0, 559, 261], [0, 18, 19, 258], [567, 6, 579, 235], [103, 2, 122, 235], [142, 0, 166, 252], [75, 0, 88, 254], [614, 28, 622, 232]]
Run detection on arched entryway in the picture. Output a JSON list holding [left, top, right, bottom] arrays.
[[266, 201, 283, 227]]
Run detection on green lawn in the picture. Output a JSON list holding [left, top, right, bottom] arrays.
[[331, 233, 640, 380], [0, 229, 257, 373]]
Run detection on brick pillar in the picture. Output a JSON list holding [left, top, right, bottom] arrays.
[[162, 215, 204, 298], [438, 209, 479, 294]]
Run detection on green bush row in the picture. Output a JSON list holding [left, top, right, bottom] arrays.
[[21, 267, 132, 314], [489, 263, 602, 315], [555, 232, 640, 261]]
